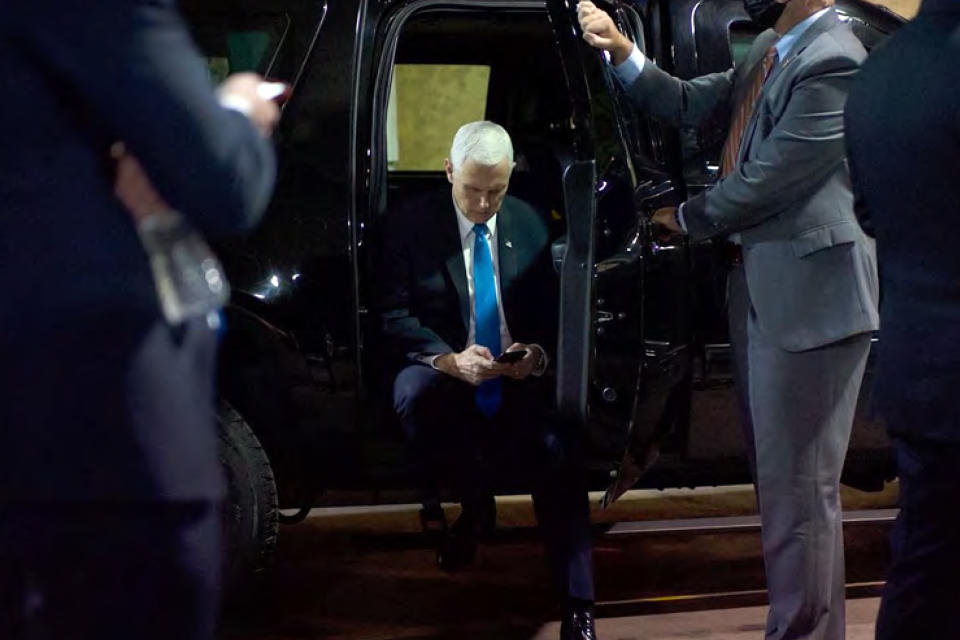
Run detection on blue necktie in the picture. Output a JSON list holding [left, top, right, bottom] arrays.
[[473, 223, 502, 417]]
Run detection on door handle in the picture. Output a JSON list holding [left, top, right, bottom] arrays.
[[651, 241, 678, 255]]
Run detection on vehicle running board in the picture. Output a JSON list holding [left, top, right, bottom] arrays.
[[605, 508, 898, 536]]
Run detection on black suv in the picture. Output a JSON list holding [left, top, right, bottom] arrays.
[[179, 0, 904, 589]]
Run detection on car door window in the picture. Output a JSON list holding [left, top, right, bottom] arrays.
[[368, 5, 576, 232], [183, 10, 292, 83], [386, 64, 491, 172]]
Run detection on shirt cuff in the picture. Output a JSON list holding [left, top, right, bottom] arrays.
[[613, 44, 646, 86], [676, 203, 688, 233], [218, 93, 253, 116], [529, 344, 549, 377], [412, 353, 444, 369]]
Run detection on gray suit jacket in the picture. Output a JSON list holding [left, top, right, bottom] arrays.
[[625, 9, 879, 351]]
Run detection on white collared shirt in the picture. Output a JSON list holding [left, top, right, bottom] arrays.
[[453, 199, 513, 353]]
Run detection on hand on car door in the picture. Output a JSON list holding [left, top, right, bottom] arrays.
[[577, 1, 633, 65]]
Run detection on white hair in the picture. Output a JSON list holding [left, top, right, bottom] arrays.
[[449, 121, 514, 172]]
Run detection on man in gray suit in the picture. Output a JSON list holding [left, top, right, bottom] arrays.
[[579, 1, 879, 638]]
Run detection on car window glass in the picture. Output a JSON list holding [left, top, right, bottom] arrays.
[[372, 7, 575, 233], [386, 64, 491, 172], [185, 13, 290, 83], [728, 22, 763, 68]]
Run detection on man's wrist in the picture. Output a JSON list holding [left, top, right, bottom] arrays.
[[218, 92, 253, 116], [612, 37, 634, 66], [612, 43, 646, 86], [433, 353, 454, 374], [674, 206, 686, 233]]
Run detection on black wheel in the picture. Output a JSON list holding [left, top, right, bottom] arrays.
[[217, 401, 279, 596]]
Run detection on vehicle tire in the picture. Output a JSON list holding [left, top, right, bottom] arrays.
[[217, 401, 279, 597]]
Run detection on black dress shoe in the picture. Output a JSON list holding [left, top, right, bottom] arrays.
[[560, 605, 597, 640], [435, 513, 478, 572], [436, 499, 495, 573], [419, 502, 447, 547]]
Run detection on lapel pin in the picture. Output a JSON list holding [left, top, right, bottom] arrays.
[[505, 240, 513, 248]]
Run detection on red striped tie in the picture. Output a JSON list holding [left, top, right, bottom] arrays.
[[720, 43, 779, 178]]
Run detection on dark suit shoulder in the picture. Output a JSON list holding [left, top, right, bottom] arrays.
[[501, 195, 549, 248]]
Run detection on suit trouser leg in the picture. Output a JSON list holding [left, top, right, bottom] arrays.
[[487, 383, 595, 602], [729, 265, 871, 640], [526, 427, 595, 603], [875, 435, 960, 640], [394, 364, 491, 511], [728, 265, 758, 477], [395, 368, 595, 600], [0, 501, 220, 640], [488, 385, 596, 603]]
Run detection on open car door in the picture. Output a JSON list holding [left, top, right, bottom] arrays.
[[547, 0, 693, 507], [545, 0, 599, 429]]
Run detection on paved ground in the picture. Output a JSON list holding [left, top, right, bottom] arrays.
[[220, 484, 895, 639], [534, 599, 881, 640]]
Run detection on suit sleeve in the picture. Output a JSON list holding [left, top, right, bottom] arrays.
[[12, 0, 275, 236], [376, 215, 455, 364], [623, 61, 735, 129], [532, 231, 559, 363], [846, 144, 874, 237], [681, 53, 858, 241]]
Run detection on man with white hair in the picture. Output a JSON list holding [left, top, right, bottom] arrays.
[[378, 121, 597, 640]]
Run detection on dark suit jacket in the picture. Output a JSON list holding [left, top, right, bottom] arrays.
[[0, 0, 275, 499], [845, 0, 960, 441], [377, 190, 557, 375]]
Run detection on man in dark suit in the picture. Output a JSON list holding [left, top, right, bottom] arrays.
[[379, 121, 596, 640], [0, 1, 276, 638], [845, 2, 960, 637], [580, 2, 879, 638]]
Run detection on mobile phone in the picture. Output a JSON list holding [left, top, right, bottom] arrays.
[[495, 349, 527, 364], [257, 81, 292, 104]]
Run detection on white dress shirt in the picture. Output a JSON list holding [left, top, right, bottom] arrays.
[[454, 200, 514, 353], [613, 7, 831, 237]]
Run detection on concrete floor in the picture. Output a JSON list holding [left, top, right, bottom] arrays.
[[220, 484, 895, 639], [533, 599, 880, 640]]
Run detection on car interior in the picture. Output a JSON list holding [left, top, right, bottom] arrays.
[[378, 8, 576, 237], [354, 5, 588, 489]]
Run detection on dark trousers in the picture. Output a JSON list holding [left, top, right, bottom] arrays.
[[0, 315, 224, 639], [393, 364, 595, 601], [876, 434, 960, 640], [0, 501, 221, 640]]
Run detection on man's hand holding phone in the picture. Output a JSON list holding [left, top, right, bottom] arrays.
[[435, 343, 543, 385], [495, 349, 527, 364], [435, 345, 510, 386], [112, 73, 287, 222], [499, 343, 542, 380], [217, 72, 285, 137]]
